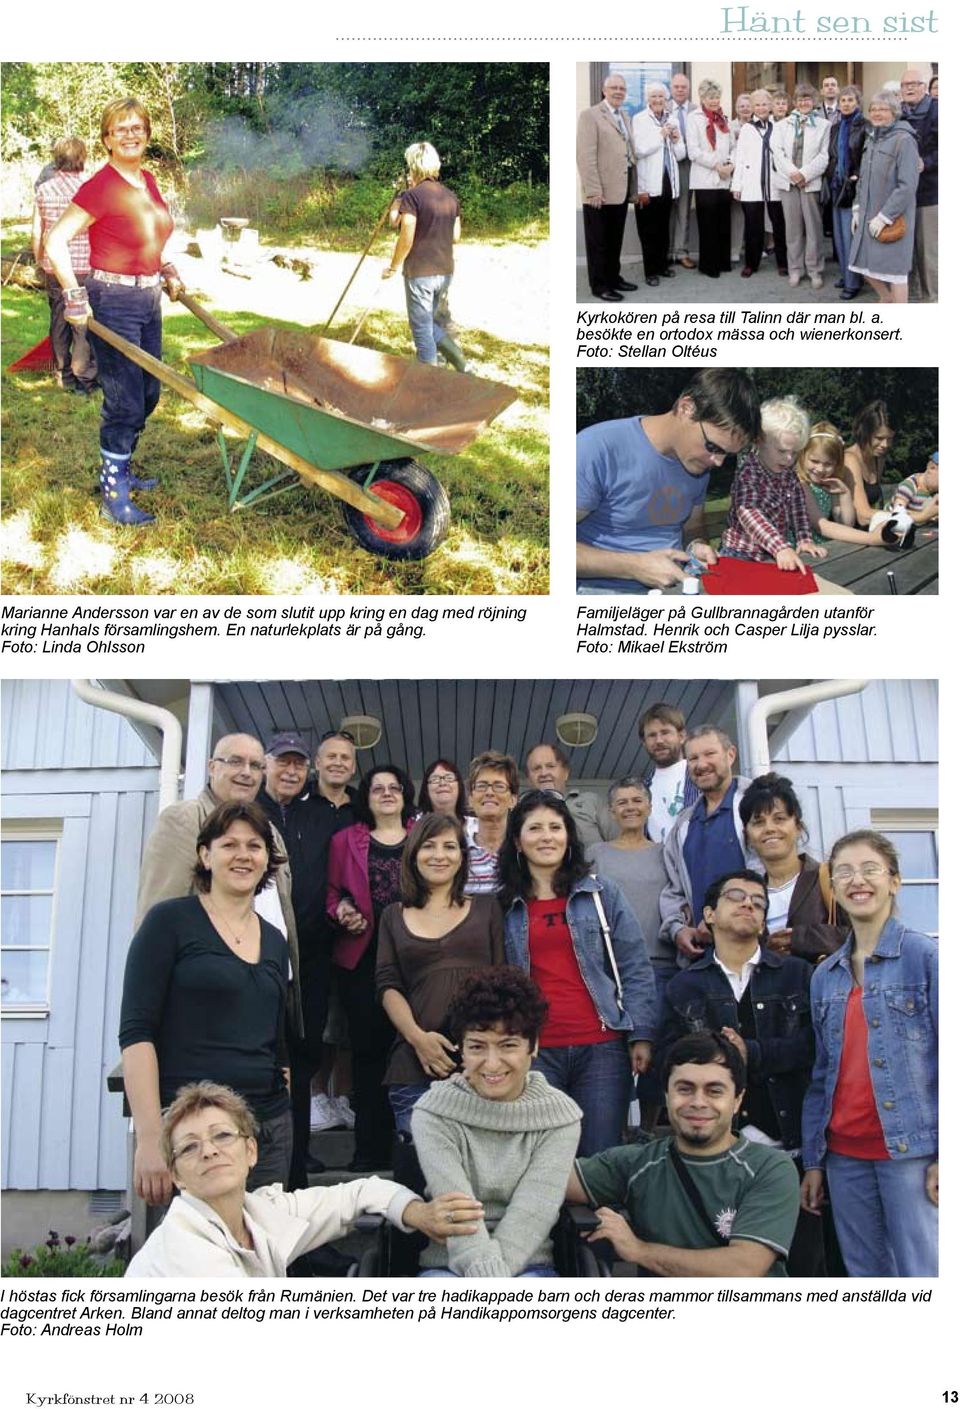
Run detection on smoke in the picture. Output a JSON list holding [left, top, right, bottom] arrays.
[[200, 96, 371, 177]]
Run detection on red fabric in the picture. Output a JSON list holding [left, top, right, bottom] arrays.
[[704, 108, 730, 149], [326, 819, 416, 970], [528, 898, 617, 1048], [826, 987, 890, 1160], [73, 164, 173, 274], [701, 558, 820, 595]]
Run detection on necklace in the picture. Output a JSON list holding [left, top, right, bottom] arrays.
[[206, 899, 255, 947]]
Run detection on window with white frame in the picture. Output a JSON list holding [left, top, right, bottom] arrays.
[[1, 826, 60, 1013], [871, 810, 938, 937]]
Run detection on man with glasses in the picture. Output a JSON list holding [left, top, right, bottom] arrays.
[[135, 733, 298, 962], [659, 868, 820, 1273], [524, 742, 614, 849], [899, 69, 937, 303], [577, 72, 639, 302], [576, 369, 761, 594], [465, 751, 519, 893]]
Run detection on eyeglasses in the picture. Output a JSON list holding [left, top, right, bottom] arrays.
[[320, 730, 355, 744], [830, 862, 891, 883], [110, 124, 147, 138], [212, 755, 265, 773], [473, 780, 511, 794], [697, 422, 736, 461], [172, 1129, 244, 1164], [429, 772, 458, 785], [370, 783, 403, 796], [718, 887, 768, 912]]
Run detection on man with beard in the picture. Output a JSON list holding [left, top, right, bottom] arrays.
[[659, 726, 759, 962], [639, 703, 699, 843], [566, 1031, 799, 1275]]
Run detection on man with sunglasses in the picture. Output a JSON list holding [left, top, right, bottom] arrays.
[[576, 369, 761, 594], [657, 869, 820, 1272]]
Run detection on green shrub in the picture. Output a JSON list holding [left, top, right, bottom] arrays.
[[2, 1231, 125, 1277]]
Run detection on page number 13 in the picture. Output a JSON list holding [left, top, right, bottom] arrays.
[[943, 1394, 959, 1403]]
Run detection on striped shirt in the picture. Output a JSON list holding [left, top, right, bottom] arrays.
[[721, 450, 814, 561], [463, 817, 501, 895], [35, 171, 91, 274]]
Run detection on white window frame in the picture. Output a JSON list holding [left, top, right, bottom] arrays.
[[870, 808, 938, 938], [1, 821, 61, 1017]]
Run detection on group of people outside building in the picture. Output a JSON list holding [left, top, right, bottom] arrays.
[[576, 369, 938, 593], [578, 68, 937, 303], [120, 704, 937, 1280]]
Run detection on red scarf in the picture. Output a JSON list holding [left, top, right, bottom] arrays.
[[704, 107, 730, 149]]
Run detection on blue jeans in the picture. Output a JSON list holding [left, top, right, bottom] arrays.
[[87, 280, 162, 457], [404, 274, 452, 363], [419, 1266, 558, 1278], [534, 1040, 632, 1156], [834, 206, 863, 293], [825, 1152, 938, 1276], [388, 1081, 432, 1136]]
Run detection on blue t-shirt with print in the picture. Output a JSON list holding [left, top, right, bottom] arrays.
[[576, 417, 709, 593]]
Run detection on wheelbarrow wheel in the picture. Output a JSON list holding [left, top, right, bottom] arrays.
[[342, 459, 450, 561]]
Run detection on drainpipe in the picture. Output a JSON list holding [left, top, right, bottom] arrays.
[[71, 680, 182, 808], [746, 680, 869, 777]]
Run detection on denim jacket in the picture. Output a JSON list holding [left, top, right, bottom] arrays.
[[801, 918, 938, 1170], [502, 874, 658, 1043], [659, 947, 813, 1151]]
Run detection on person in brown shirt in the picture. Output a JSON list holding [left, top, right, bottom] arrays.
[[382, 141, 466, 370], [377, 813, 503, 1134]]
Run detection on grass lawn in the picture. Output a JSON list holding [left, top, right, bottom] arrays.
[[1, 281, 548, 596]]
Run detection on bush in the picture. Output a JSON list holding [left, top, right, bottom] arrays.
[[2, 1231, 125, 1277]]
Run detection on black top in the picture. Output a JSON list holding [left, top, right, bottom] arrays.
[[119, 896, 289, 1120], [258, 786, 357, 956], [368, 838, 405, 925]]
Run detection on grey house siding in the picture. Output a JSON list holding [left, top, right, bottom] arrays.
[[2, 683, 158, 1192]]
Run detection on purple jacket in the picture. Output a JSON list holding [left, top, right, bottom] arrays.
[[326, 820, 416, 970]]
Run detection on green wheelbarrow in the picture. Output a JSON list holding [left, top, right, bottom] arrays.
[[86, 295, 517, 561]]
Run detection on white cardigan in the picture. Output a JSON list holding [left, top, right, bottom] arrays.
[[772, 114, 831, 194], [631, 109, 686, 198], [125, 1179, 416, 1277], [685, 110, 735, 190], [732, 120, 786, 202]]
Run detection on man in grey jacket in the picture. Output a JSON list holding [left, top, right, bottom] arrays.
[[659, 726, 759, 964], [135, 732, 301, 1030]]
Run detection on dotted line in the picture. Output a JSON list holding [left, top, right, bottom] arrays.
[[335, 35, 912, 40]]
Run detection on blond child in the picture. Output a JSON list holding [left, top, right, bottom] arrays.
[[796, 423, 887, 545]]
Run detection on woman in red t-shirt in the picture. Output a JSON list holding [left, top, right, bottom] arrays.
[[499, 792, 658, 1155], [45, 98, 184, 526]]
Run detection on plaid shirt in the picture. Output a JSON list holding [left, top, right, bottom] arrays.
[[721, 450, 814, 560], [35, 171, 91, 274]]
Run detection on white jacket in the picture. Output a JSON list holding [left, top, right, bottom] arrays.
[[125, 1179, 416, 1277], [632, 109, 686, 198], [772, 113, 831, 194], [732, 120, 785, 201], [685, 110, 735, 190]]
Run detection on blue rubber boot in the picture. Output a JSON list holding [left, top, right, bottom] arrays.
[[127, 466, 159, 490], [99, 451, 155, 526]]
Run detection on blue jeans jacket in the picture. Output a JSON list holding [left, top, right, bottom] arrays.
[[502, 874, 658, 1043], [801, 919, 938, 1170], [659, 946, 813, 1151]]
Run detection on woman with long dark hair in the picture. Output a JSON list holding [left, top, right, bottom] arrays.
[[498, 792, 657, 1155], [326, 764, 417, 1171], [844, 399, 896, 526], [377, 813, 503, 1135]]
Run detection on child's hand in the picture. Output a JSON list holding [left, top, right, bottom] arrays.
[[820, 477, 849, 497], [798, 539, 828, 560], [775, 547, 807, 574]]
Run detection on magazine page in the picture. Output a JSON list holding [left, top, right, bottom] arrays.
[[0, 2, 949, 1405]]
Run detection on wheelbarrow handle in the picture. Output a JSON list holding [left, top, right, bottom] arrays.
[[84, 316, 404, 530], [174, 290, 239, 344]]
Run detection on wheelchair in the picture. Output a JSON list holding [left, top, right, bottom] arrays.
[[354, 1133, 612, 1278]]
